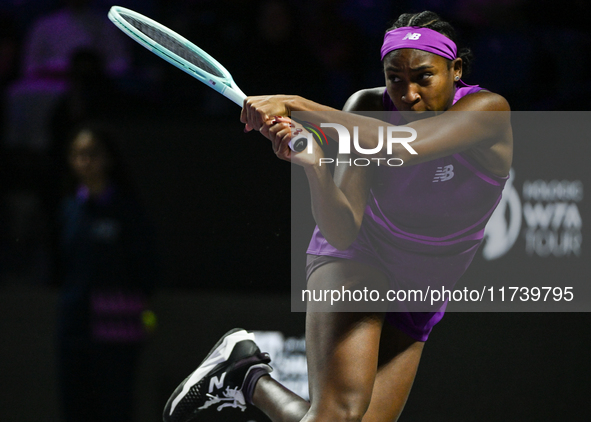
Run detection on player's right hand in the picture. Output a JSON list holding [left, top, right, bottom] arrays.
[[241, 95, 293, 133]]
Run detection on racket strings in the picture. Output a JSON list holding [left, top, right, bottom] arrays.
[[120, 13, 224, 78]]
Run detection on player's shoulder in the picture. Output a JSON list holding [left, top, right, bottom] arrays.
[[455, 89, 511, 112], [343, 87, 386, 112]]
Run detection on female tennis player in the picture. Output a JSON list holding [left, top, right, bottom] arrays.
[[163, 10, 512, 422]]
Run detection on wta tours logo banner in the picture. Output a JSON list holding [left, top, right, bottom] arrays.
[[290, 111, 590, 312], [483, 172, 583, 259], [479, 112, 587, 267]]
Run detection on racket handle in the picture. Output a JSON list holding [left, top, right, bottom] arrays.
[[224, 87, 247, 107], [288, 134, 308, 153]]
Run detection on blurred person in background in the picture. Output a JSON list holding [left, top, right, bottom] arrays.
[[56, 124, 157, 422], [3, 0, 130, 153], [49, 47, 121, 196], [21, 0, 129, 84], [2, 0, 133, 281]]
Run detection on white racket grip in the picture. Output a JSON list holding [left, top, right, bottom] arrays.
[[222, 85, 246, 107]]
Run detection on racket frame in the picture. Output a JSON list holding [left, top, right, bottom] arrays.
[[108, 6, 304, 152], [108, 6, 246, 106]]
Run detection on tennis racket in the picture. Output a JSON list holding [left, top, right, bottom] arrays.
[[107, 6, 306, 152]]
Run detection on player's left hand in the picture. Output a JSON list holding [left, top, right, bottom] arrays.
[[260, 116, 323, 167]]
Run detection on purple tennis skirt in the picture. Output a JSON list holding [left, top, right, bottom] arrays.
[[305, 253, 447, 342]]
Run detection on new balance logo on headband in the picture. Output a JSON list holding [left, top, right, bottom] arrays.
[[402, 33, 422, 40]]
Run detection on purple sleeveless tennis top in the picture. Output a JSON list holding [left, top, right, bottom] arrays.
[[306, 83, 508, 340]]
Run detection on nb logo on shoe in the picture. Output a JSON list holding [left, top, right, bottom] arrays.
[[403, 33, 422, 40], [433, 165, 454, 182], [209, 372, 226, 392]]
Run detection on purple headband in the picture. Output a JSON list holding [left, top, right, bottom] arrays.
[[380, 27, 457, 61]]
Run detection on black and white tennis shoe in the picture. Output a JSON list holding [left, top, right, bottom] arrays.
[[162, 328, 272, 422]]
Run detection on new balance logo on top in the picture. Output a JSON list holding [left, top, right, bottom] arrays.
[[209, 372, 226, 392], [433, 165, 455, 182], [403, 33, 422, 40]]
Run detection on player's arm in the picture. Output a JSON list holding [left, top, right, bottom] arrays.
[[303, 89, 383, 250], [257, 89, 383, 250], [322, 90, 511, 174], [244, 91, 511, 175], [394, 91, 512, 170], [241, 95, 337, 131]]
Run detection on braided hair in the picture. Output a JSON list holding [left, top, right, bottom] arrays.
[[386, 11, 473, 76]]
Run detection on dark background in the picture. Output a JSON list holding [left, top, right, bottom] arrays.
[[1, 0, 590, 421]]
